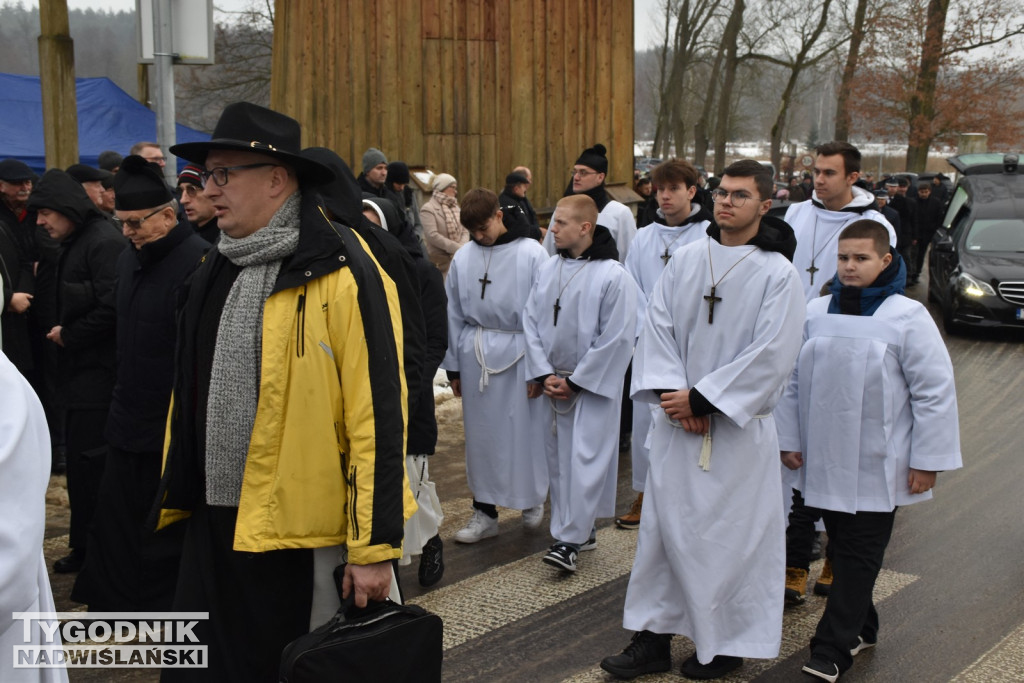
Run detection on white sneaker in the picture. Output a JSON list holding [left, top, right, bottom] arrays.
[[522, 504, 544, 529], [454, 509, 499, 543]]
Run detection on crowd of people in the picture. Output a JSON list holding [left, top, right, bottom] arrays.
[[0, 101, 962, 683]]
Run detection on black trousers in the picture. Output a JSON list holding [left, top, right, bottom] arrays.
[[71, 447, 185, 610], [810, 507, 897, 673], [161, 503, 313, 683], [65, 408, 108, 550], [785, 488, 821, 571]]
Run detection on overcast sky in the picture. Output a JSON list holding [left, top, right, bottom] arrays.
[[38, 0, 665, 50]]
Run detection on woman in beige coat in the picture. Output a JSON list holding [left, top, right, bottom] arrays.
[[420, 173, 467, 277]]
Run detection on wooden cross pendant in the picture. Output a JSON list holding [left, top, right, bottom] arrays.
[[806, 262, 819, 286], [703, 286, 722, 324], [479, 272, 492, 299], [553, 298, 562, 326], [660, 248, 672, 265]]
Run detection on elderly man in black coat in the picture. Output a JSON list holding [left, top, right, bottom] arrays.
[[71, 156, 209, 609], [28, 169, 127, 574]]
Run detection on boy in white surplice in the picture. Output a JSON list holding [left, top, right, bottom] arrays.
[[775, 220, 962, 682]]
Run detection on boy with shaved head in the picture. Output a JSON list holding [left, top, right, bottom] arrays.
[[523, 194, 638, 573]]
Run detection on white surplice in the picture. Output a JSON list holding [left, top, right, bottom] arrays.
[[623, 236, 805, 663], [542, 200, 637, 263], [523, 254, 638, 544], [623, 209, 711, 490], [0, 353, 68, 683], [785, 187, 897, 301], [441, 237, 550, 509], [775, 295, 962, 513]]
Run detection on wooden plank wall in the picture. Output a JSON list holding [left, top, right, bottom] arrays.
[[271, 0, 633, 210]]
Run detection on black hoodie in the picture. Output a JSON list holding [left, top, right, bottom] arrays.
[[556, 224, 619, 261], [27, 169, 127, 408]]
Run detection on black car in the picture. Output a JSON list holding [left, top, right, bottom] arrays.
[[928, 153, 1024, 333]]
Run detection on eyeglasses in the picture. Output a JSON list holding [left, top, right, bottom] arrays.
[[200, 163, 279, 187], [179, 184, 201, 197], [144, 155, 167, 163], [710, 188, 755, 207], [570, 168, 598, 178], [112, 206, 164, 231]]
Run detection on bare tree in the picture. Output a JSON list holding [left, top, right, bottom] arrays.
[[849, 0, 1024, 171], [834, 0, 871, 141], [712, 0, 745, 175], [744, 0, 848, 175], [175, 0, 274, 131]]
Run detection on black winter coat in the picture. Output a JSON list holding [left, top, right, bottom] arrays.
[[105, 220, 208, 452], [28, 169, 128, 409], [52, 216, 127, 409], [407, 257, 446, 455]]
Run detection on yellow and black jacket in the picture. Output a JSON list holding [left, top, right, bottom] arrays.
[[156, 193, 414, 566]]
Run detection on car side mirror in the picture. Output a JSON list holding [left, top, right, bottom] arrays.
[[932, 232, 955, 253]]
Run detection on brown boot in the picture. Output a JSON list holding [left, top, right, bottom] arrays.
[[814, 558, 833, 596], [615, 492, 644, 529], [785, 567, 808, 606]]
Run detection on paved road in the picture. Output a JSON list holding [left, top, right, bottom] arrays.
[[45, 276, 1024, 682]]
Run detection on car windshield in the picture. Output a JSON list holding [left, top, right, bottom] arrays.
[[964, 218, 1024, 252]]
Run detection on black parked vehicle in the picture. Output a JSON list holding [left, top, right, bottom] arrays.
[[928, 153, 1024, 333]]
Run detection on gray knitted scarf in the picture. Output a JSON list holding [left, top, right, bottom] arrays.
[[205, 192, 301, 506]]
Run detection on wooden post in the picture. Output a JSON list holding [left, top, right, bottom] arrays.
[[137, 63, 150, 107], [38, 0, 78, 170]]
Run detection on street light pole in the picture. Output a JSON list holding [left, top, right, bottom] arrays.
[[152, 0, 176, 182]]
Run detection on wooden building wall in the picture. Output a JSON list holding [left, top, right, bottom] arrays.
[[270, 0, 634, 210]]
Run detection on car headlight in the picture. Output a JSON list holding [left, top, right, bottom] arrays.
[[956, 272, 996, 297]]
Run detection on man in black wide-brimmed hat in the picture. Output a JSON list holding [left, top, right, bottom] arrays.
[[157, 102, 412, 682]]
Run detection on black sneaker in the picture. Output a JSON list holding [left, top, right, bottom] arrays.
[[542, 542, 578, 572], [680, 654, 743, 680], [418, 534, 444, 587], [802, 656, 840, 682], [599, 630, 672, 679]]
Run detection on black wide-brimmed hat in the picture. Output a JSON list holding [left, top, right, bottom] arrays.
[[169, 102, 335, 187]]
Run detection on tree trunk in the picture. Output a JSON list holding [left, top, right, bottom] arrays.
[[713, 0, 745, 175], [834, 0, 868, 141], [906, 0, 950, 172], [651, 0, 674, 157]]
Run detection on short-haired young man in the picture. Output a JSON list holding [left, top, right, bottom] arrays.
[[541, 143, 636, 262], [775, 220, 961, 682], [617, 158, 714, 530], [602, 160, 805, 680], [442, 188, 550, 544], [524, 194, 638, 573]]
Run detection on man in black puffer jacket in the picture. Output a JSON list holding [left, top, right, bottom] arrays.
[[71, 155, 208, 610], [28, 169, 127, 574]]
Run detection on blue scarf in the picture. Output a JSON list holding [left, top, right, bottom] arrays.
[[827, 248, 906, 316]]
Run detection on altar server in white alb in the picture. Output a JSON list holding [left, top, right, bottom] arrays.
[[0, 351, 69, 683], [524, 194, 637, 573], [785, 141, 895, 300], [443, 188, 550, 543], [542, 143, 636, 262], [775, 220, 962, 683], [617, 158, 713, 531], [781, 141, 897, 606], [601, 160, 805, 681]]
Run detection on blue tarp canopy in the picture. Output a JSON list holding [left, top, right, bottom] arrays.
[[0, 72, 209, 173]]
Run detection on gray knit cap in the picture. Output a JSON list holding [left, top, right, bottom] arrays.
[[362, 147, 388, 175]]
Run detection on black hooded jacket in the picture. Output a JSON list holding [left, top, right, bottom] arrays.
[[499, 188, 542, 240], [27, 169, 127, 409], [302, 148, 437, 451]]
